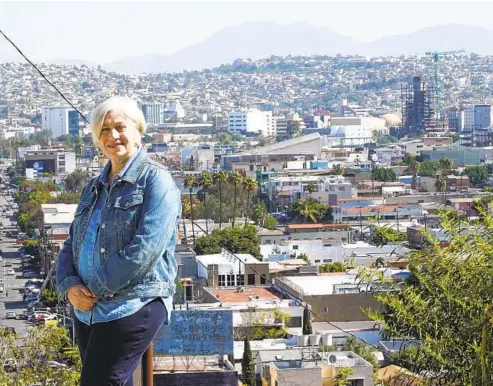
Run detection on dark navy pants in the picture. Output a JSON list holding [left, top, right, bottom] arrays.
[[75, 298, 167, 386]]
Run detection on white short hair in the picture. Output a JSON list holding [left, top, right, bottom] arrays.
[[90, 96, 147, 147]]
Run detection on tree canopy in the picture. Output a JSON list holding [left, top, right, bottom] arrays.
[[194, 225, 262, 259], [364, 211, 493, 385]]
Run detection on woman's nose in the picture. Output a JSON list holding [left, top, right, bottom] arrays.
[[110, 128, 120, 139]]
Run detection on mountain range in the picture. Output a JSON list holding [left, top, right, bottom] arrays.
[[2, 22, 493, 74]]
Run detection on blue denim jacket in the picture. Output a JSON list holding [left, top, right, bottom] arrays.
[[56, 149, 181, 312]]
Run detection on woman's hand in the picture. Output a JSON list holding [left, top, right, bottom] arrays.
[[67, 284, 99, 312]]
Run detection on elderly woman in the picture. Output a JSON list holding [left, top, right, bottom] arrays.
[[56, 96, 181, 386]]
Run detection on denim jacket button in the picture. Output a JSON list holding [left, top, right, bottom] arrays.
[[100, 247, 105, 253], [101, 223, 106, 229]]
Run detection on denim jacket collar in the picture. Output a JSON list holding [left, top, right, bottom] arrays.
[[92, 147, 148, 191]]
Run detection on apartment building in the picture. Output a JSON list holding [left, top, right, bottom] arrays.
[[228, 109, 275, 137], [195, 249, 269, 288], [141, 102, 164, 125], [41, 106, 80, 138]]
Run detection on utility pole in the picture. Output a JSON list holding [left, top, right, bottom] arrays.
[[358, 206, 363, 241]]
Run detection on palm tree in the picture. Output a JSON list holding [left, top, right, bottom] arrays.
[[306, 182, 317, 197], [229, 171, 243, 228], [200, 171, 213, 234], [406, 155, 421, 190], [243, 177, 258, 225], [181, 198, 189, 245], [184, 175, 198, 245], [297, 199, 321, 224], [213, 170, 228, 229], [439, 157, 453, 175]]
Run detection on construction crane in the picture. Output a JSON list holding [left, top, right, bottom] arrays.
[[425, 49, 466, 121]]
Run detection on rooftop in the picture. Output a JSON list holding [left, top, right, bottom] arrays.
[[241, 133, 321, 155], [40, 204, 77, 225], [205, 287, 281, 303], [287, 223, 350, 230], [195, 250, 263, 267], [278, 274, 358, 296]]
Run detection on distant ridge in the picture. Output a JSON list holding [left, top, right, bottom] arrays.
[[3, 22, 492, 73], [103, 22, 492, 74]]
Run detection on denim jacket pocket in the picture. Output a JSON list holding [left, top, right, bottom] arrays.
[[114, 193, 144, 229]]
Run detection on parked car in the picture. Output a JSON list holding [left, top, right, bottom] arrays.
[[7, 268, 14, 275], [5, 311, 16, 319]]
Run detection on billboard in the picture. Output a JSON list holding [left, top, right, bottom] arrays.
[[153, 310, 233, 355], [33, 161, 44, 171]]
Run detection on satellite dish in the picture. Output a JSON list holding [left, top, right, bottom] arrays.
[[329, 355, 337, 364]]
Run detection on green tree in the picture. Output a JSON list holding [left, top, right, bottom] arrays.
[[184, 175, 198, 245], [64, 170, 90, 193], [0, 325, 81, 385], [465, 165, 489, 185], [241, 337, 256, 386], [194, 225, 261, 259], [243, 177, 258, 225], [371, 167, 397, 182], [299, 253, 311, 266], [364, 211, 493, 385], [371, 225, 406, 246], [251, 201, 266, 226], [306, 182, 317, 197], [263, 214, 278, 230], [334, 367, 354, 386], [288, 198, 327, 223], [229, 172, 243, 228], [213, 171, 229, 229], [200, 171, 213, 234], [319, 262, 347, 273], [302, 307, 313, 335]]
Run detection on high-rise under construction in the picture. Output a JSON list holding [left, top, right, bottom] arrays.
[[401, 76, 435, 136]]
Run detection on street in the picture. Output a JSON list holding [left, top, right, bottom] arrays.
[[0, 189, 34, 337]]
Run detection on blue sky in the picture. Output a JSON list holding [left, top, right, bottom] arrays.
[[1, 1, 492, 64]]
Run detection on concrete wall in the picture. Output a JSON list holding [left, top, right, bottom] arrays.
[[305, 293, 381, 322], [154, 371, 238, 386]]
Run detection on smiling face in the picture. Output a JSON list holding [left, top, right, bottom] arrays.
[[100, 109, 142, 166]]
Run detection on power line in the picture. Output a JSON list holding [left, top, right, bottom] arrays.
[[0, 29, 90, 125], [0, 28, 421, 373]]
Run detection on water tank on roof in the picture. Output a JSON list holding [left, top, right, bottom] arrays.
[[322, 333, 333, 346], [298, 335, 309, 347], [309, 334, 321, 346]]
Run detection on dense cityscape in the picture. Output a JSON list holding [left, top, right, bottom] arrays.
[[1, 47, 493, 385]]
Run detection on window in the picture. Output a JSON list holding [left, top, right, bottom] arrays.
[[227, 274, 235, 286], [260, 275, 266, 285], [248, 274, 255, 285], [218, 275, 226, 287], [249, 165, 254, 171], [323, 259, 332, 263], [185, 285, 193, 301], [314, 259, 321, 264], [237, 274, 245, 286], [292, 245, 298, 250], [320, 307, 329, 313]]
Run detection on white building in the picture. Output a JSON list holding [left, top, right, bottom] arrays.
[[41, 106, 80, 138], [141, 103, 164, 125], [228, 109, 275, 137]]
